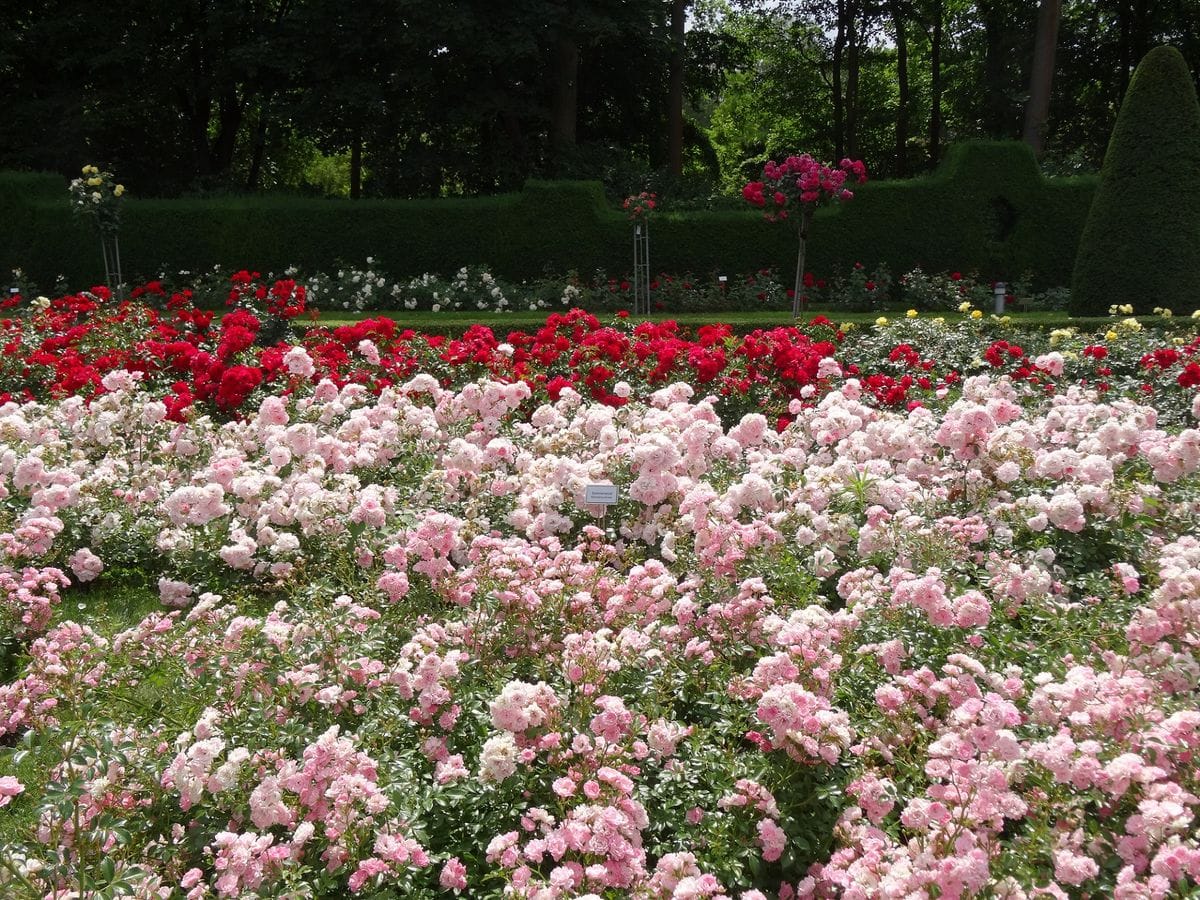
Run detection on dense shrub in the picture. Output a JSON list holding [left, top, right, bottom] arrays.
[[1, 143, 1095, 293], [1071, 45, 1200, 316]]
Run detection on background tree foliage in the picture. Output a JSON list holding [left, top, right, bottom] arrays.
[[1, 0, 1196, 199]]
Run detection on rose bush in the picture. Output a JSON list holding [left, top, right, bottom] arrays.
[[5, 276, 1200, 431], [0, 320, 1199, 896]]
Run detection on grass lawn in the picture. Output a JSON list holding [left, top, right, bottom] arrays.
[[301, 308, 1134, 333]]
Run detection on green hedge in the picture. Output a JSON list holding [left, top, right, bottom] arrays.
[[1071, 46, 1200, 316], [0, 142, 1096, 291]]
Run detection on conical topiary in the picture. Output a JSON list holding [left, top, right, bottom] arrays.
[[1070, 45, 1200, 316]]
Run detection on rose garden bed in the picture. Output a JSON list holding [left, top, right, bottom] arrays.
[[0, 275, 1199, 898]]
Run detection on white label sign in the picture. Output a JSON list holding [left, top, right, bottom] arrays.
[[584, 484, 619, 506]]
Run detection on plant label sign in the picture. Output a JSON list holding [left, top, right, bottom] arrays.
[[584, 483, 619, 506]]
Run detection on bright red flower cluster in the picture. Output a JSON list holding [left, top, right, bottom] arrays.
[[622, 192, 657, 220], [0, 284, 844, 423], [6, 275, 1200, 426]]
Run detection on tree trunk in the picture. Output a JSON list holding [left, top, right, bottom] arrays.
[[846, 2, 861, 159], [246, 95, 272, 191], [832, 0, 848, 161], [350, 128, 363, 200], [210, 88, 244, 176], [667, 0, 688, 177], [1022, 0, 1061, 156], [1131, 0, 1150, 64], [1119, 1, 1131, 98], [792, 207, 815, 318], [928, 0, 943, 168], [981, 1, 1007, 136], [550, 30, 580, 157], [891, 0, 910, 176], [178, 86, 213, 178]]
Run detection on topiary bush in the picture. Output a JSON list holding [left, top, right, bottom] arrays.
[[1071, 45, 1200, 316]]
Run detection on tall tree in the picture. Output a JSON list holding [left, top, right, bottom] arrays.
[[928, 0, 944, 166], [831, 0, 850, 160], [1022, 0, 1061, 156], [889, 0, 911, 175], [668, 0, 692, 175]]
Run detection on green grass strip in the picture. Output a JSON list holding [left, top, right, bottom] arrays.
[[302, 308, 1192, 334]]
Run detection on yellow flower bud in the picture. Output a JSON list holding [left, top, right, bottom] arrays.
[[970, 309, 983, 320], [906, 309, 918, 318]]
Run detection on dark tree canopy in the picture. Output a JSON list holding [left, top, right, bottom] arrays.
[[1, 0, 1198, 199]]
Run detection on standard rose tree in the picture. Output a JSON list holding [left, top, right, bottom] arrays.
[[68, 164, 126, 290], [743, 155, 866, 318]]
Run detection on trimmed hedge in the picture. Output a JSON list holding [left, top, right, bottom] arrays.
[[1071, 46, 1200, 316], [1, 142, 1096, 291]]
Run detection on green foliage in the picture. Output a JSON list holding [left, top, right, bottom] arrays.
[[0, 144, 1096, 291], [823, 262, 893, 312], [1070, 45, 1200, 316], [302, 150, 354, 198]]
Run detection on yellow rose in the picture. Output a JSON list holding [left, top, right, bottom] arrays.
[[906, 309, 918, 318], [875, 317, 888, 326], [970, 309, 983, 320], [958, 301, 972, 313], [1049, 328, 1074, 346], [1105, 330, 1119, 341], [934, 317, 945, 324], [114, 185, 125, 197], [1120, 304, 1134, 315], [81, 165, 96, 175], [87, 177, 102, 186]]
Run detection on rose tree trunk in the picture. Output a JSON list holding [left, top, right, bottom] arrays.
[[793, 207, 814, 318]]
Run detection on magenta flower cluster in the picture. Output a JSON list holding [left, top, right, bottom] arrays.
[[743, 155, 867, 223]]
